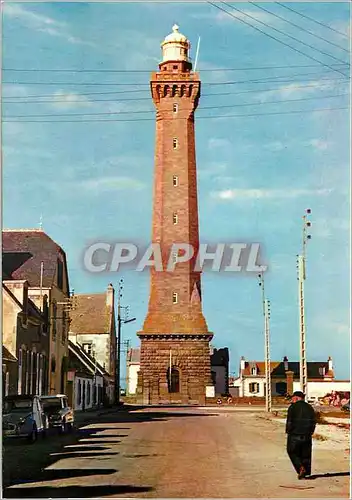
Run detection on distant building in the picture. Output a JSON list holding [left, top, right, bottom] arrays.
[[210, 347, 229, 395], [238, 355, 350, 398], [69, 284, 116, 404], [2, 229, 71, 395], [126, 348, 141, 395]]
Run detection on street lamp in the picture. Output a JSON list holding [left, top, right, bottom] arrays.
[[258, 273, 272, 413], [297, 208, 312, 396]]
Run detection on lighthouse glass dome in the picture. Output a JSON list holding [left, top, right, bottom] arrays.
[[161, 24, 191, 63]]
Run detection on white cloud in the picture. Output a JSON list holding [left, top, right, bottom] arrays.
[[3, 4, 95, 47], [208, 138, 231, 150], [80, 176, 145, 192], [51, 91, 92, 109], [211, 188, 333, 201], [255, 79, 344, 103], [264, 141, 287, 152], [308, 139, 331, 151]]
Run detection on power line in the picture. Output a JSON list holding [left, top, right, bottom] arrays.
[[5, 94, 348, 118], [220, 2, 349, 73], [3, 69, 350, 90], [3, 81, 347, 105], [249, 2, 349, 53], [208, 2, 348, 78], [275, 2, 350, 39], [2, 62, 349, 73], [3, 106, 348, 123]]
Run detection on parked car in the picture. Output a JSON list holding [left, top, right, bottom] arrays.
[[3, 394, 48, 442], [341, 400, 350, 413], [41, 394, 74, 433]]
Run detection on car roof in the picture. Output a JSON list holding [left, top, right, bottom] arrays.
[[41, 394, 67, 399]]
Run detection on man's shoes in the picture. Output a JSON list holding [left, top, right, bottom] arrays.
[[298, 466, 306, 479]]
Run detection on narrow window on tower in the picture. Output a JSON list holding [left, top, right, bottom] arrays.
[[173, 175, 178, 187], [173, 212, 178, 225], [172, 251, 178, 264], [172, 292, 178, 304], [173, 138, 178, 149], [173, 103, 178, 114]]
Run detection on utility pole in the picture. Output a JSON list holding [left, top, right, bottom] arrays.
[[115, 279, 136, 406], [258, 273, 272, 413], [297, 208, 312, 397]]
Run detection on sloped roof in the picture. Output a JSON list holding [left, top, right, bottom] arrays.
[[3, 283, 45, 323], [243, 361, 332, 379], [2, 345, 17, 362], [69, 293, 111, 335], [2, 230, 69, 293], [68, 340, 110, 378]]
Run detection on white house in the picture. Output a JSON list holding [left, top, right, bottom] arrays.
[[126, 348, 140, 395], [237, 356, 349, 399]]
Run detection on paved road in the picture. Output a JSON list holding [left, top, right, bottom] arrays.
[[3, 406, 350, 498]]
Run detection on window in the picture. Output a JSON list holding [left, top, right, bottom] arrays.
[[173, 175, 178, 187], [77, 380, 81, 406], [87, 383, 91, 406], [173, 213, 178, 225], [173, 65, 178, 70], [173, 138, 178, 149], [251, 367, 257, 375], [275, 382, 287, 395], [172, 251, 178, 264], [42, 295, 49, 334], [173, 103, 178, 113], [167, 367, 180, 393], [83, 343, 93, 356], [319, 366, 326, 376], [249, 382, 260, 394], [62, 310, 67, 344], [172, 292, 178, 304]]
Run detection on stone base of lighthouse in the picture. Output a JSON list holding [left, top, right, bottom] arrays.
[[136, 334, 213, 405]]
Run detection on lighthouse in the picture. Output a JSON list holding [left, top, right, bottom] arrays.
[[137, 25, 213, 405]]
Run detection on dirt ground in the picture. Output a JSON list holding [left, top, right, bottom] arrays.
[[3, 406, 350, 498]]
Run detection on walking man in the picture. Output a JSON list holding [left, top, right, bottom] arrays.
[[286, 391, 317, 479]]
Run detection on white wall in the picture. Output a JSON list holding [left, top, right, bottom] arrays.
[[71, 333, 110, 373], [242, 377, 266, 397], [128, 364, 140, 395], [293, 380, 350, 398], [74, 375, 104, 411]]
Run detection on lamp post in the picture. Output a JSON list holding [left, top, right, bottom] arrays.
[[297, 208, 312, 397], [115, 279, 136, 405], [258, 272, 272, 413]]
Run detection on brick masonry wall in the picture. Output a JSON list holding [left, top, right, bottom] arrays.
[[137, 336, 212, 405]]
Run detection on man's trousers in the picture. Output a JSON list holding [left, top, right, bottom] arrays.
[[287, 434, 312, 475]]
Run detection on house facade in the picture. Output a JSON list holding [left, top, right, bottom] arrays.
[[67, 340, 111, 410], [2, 229, 71, 395], [2, 280, 47, 396], [237, 355, 349, 398], [69, 284, 116, 404]]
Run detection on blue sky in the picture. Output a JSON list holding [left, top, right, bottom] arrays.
[[2, 2, 350, 381]]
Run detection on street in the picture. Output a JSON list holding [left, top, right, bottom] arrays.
[[3, 406, 349, 498]]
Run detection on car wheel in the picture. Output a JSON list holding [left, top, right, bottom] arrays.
[[28, 425, 38, 443], [59, 420, 66, 434]]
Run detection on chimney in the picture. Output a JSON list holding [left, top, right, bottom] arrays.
[[328, 356, 333, 372], [283, 356, 289, 372], [240, 356, 245, 372], [106, 283, 114, 309]]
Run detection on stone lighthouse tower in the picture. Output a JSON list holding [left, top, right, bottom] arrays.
[[137, 25, 213, 405]]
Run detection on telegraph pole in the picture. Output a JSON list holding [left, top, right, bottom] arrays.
[[297, 209, 312, 397], [258, 273, 272, 413], [115, 279, 136, 405]]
